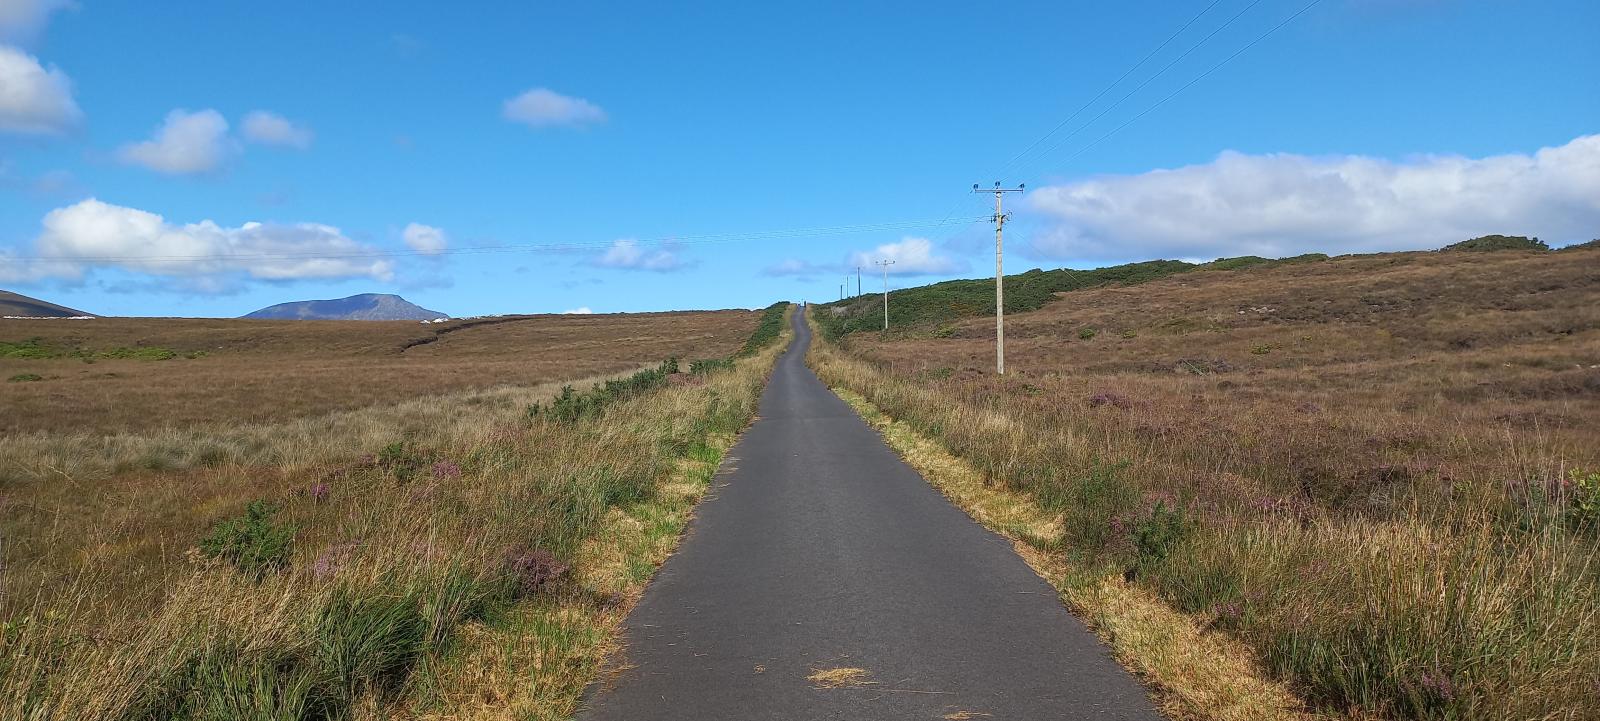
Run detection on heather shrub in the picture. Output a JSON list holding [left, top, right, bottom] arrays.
[[198, 500, 295, 578]]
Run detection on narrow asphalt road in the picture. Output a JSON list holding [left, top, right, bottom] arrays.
[[578, 309, 1162, 720]]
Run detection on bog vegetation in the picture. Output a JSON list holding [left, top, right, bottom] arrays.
[[811, 243, 1600, 719], [0, 310, 759, 434], [0, 306, 789, 719]]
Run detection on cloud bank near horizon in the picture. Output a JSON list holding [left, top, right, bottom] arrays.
[[1023, 134, 1600, 262], [0, 199, 393, 285]]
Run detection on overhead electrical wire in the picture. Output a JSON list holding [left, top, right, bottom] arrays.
[[1044, 0, 1327, 171], [1009, 0, 1268, 177], [993, 0, 1227, 177]]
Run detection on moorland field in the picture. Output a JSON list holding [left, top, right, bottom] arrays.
[[0, 310, 759, 434], [0, 304, 787, 720], [811, 246, 1600, 718]]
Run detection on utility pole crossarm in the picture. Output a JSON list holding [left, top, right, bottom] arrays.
[[973, 181, 1025, 376]]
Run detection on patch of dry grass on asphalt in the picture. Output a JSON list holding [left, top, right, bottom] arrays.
[[823, 378, 1315, 721], [807, 667, 876, 689]]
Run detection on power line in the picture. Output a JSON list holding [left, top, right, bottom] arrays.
[[1047, 0, 1327, 170], [921, 0, 1241, 253], [994, 0, 1226, 177], [1012, 0, 1268, 176]]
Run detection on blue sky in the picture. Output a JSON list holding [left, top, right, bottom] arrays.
[[1, 0, 1596, 317]]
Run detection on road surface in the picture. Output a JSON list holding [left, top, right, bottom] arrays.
[[578, 309, 1161, 720]]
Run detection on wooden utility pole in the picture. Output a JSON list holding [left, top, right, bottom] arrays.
[[874, 259, 896, 330], [974, 181, 1024, 375]]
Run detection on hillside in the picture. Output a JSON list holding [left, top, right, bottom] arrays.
[[813, 244, 1600, 717], [814, 236, 1598, 340], [243, 292, 447, 320], [812, 255, 1323, 338], [0, 290, 93, 318]]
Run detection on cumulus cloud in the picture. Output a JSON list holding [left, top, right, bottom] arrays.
[[0, 198, 393, 285], [0, 44, 81, 133], [561, 306, 594, 314], [0, 0, 71, 43], [503, 88, 606, 129], [118, 109, 234, 175], [593, 239, 687, 272], [402, 222, 447, 255], [761, 258, 833, 277], [1024, 134, 1600, 262], [240, 110, 313, 149], [846, 236, 966, 275]]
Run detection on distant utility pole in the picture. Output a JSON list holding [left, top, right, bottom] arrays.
[[974, 181, 1024, 375], [874, 259, 896, 330], [856, 266, 862, 296]]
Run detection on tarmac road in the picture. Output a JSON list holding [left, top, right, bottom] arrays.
[[578, 308, 1162, 720]]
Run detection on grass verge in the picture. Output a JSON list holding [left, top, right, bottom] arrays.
[[1, 305, 791, 720], [816, 375, 1318, 721], [807, 308, 1598, 720]]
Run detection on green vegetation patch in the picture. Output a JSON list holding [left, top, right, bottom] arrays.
[[0, 338, 55, 359], [528, 359, 681, 424], [1441, 234, 1550, 252], [811, 258, 1306, 339], [0, 337, 184, 361], [198, 500, 296, 578], [6, 373, 43, 383], [738, 302, 789, 356]]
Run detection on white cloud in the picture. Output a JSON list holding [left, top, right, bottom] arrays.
[[847, 236, 966, 275], [0, 44, 80, 134], [240, 110, 313, 149], [593, 239, 686, 272], [561, 306, 594, 315], [0, 0, 71, 43], [503, 88, 606, 129], [0, 198, 393, 285], [1025, 134, 1600, 262], [117, 109, 233, 175], [761, 258, 832, 277], [401, 222, 448, 255]]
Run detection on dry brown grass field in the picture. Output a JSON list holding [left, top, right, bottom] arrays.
[[0, 310, 758, 434], [812, 247, 1600, 719], [0, 305, 787, 720]]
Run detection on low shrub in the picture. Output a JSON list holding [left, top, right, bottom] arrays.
[[198, 500, 296, 578], [1441, 234, 1549, 252], [690, 358, 733, 375], [504, 547, 570, 597], [527, 359, 681, 423], [7, 373, 42, 383], [738, 302, 789, 356], [1133, 500, 1189, 568], [1569, 468, 1599, 531], [1078, 328, 1098, 341]]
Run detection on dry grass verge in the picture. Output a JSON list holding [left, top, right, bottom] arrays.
[[808, 252, 1600, 721], [0, 306, 791, 720], [817, 359, 1317, 721]]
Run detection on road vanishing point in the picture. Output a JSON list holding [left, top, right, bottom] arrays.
[[579, 310, 1162, 720]]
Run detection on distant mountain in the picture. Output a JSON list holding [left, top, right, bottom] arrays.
[[0, 290, 94, 318], [242, 293, 448, 321]]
